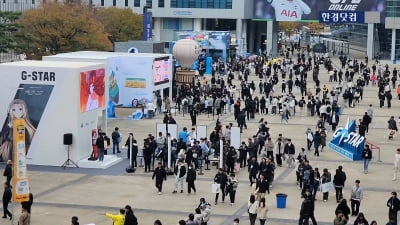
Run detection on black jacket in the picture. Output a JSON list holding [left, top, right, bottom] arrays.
[[214, 172, 228, 187], [284, 143, 295, 155], [186, 168, 197, 182], [362, 148, 372, 160], [300, 198, 315, 216], [174, 164, 186, 178], [3, 164, 12, 178], [333, 170, 347, 187], [2, 187, 11, 203], [124, 211, 138, 225], [152, 167, 167, 181]]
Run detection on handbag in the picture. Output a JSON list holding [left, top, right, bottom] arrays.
[[321, 181, 335, 192], [211, 183, 220, 193]]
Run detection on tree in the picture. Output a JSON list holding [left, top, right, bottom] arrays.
[[305, 23, 324, 34], [0, 11, 22, 53], [94, 7, 142, 44], [278, 22, 301, 34], [18, 2, 111, 58]]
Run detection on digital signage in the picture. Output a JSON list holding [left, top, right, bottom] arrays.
[[253, 0, 385, 22], [153, 57, 170, 85]]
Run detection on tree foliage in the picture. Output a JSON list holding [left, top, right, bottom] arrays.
[[278, 22, 301, 33], [18, 2, 111, 58], [305, 23, 324, 34], [0, 11, 22, 53], [94, 7, 142, 43]]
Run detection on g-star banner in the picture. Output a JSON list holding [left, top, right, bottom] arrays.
[[12, 118, 30, 203], [328, 118, 365, 160], [253, 0, 385, 22]]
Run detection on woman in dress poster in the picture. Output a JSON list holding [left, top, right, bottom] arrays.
[[0, 99, 36, 161], [81, 69, 105, 112]]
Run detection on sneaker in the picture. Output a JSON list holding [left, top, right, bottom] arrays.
[[393, 178, 397, 181], [231, 203, 234, 206], [180, 190, 183, 193], [158, 192, 162, 195], [2, 216, 6, 219], [324, 200, 327, 202], [215, 202, 217, 205], [172, 191, 177, 194]]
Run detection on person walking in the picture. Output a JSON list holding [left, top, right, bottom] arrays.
[[3, 160, 12, 185], [214, 168, 228, 204], [333, 166, 347, 203], [350, 180, 363, 216], [257, 197, 268, 225], [393, 148, 400, 181], [152, 162, 167, 194], [2, 182, 12, 220], [172, 159, 186, 194], [227, 173, 239, 206], [362, 145, 372, 174], [186, 163, 197, 194], [283, 139, 295, 168], [386, 192, 400, 224], [248, 195, 258, 225], [321, 168, 332, 202], [333, 210, 348, 225], [335, 199, 351, 221], [21, 191, 33, 214], [18, 205, 30, 225], [299, 191, 317, 225], [124, 205, 138, 225]]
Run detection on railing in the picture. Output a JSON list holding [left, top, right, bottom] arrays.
[[366, 140, 381, 162]]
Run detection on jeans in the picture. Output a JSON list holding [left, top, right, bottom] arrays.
[[187, 180, 196, 193], [363, 159, 370, 172], [335, 187, 343, 202], [155, 180, 163, 192], [98, 148, 104, 161], [249, 213, 257, 225], [174, 176, 184, 191], [229, 190, 236, 203], [215, 185, 226, 203], [113, 142, 119, 154], [259, 219, 266, 225]]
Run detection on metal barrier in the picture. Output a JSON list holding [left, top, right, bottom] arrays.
[[366, 141, 381, 162]]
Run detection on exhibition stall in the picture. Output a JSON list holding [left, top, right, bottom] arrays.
[[43, 51, 173, 118], [0, 60, 111, 167]]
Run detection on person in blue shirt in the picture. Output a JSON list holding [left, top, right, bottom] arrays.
[[178, 127, 190, 143]]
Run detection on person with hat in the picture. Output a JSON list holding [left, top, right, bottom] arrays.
[[387, 192, 400, 224]]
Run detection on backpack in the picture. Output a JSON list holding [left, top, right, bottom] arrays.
[[326, 106, 331, 113], [298, 100, 304, 107]]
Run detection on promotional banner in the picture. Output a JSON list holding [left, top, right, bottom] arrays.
[[0, 84, 54, 162], [107, 56, 153, 108], [143, 12, 153, 41], [12, 118, 30, 203], [80, 69, 106, 113], [328, 118, 365, 160], [253, 0, 385, 22], [153, 57, 171, 85]]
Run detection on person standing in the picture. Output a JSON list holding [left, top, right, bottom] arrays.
[[248, 156, 259, 185], [124, 205, 138, 225], [283, 139, 295, 168], [333, 166, 347, 203], [96, 133, 106, 162], [362, 145, 372, 174], [3, 160, 12, 185], [186, 163, 197, 194], [393, 148, 400, 181], [214, 168, 228, 204], [2, 182, 12, 220], [125, 134, 138, 168], [350, 180, 363, 216], [18, 205, 30, 225], [330, 111, 340, 131], [248, 195, 258, 225], [111, 127, 121, 154], [333, 210, 348, 225], [227, 173, 239, 206], [387, 192, 400, 224], [105, 209, 125, 225], [152, 162, 167, 194], [21, 191, 33, 214], [257, 197, 268, 225], [143, 138, 153, 173], [172, 159, 186, 194]]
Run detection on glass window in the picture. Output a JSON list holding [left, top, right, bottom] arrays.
[[113, 0, 116, 6], [100, 0, 104, 6], [170, 0, 177, 7], [170, 0, 231, 9], [158, 0, 164, 7], [134, 0, 140, 7], [125, 0, 128, 6], [146, 0, 152, 7]]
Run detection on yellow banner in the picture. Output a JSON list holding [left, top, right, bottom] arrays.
[[12, 118, 30, 203]]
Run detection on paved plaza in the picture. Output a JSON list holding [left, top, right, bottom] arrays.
[[1, 57, 400, 225]]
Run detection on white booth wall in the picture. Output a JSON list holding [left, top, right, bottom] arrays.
[[0, 61, 105, 166]]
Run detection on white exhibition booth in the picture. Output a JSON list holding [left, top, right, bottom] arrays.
[[0, 61, 122, 168], [43, 51, 173, 119]]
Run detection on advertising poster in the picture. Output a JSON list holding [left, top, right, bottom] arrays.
[[253, 0, 386, 22], [12, 118, 30, 203], [0, 84, 54, 162], [153, 57, 170, 85], [107, 57, 153, 107], [80, 69, 106, 113]]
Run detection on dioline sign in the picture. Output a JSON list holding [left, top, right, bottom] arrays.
[[328, 118, 365, 160]]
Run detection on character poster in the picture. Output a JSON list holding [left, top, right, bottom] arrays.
[[80, 69, 106, 113], [0, 84, 54, 162]]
